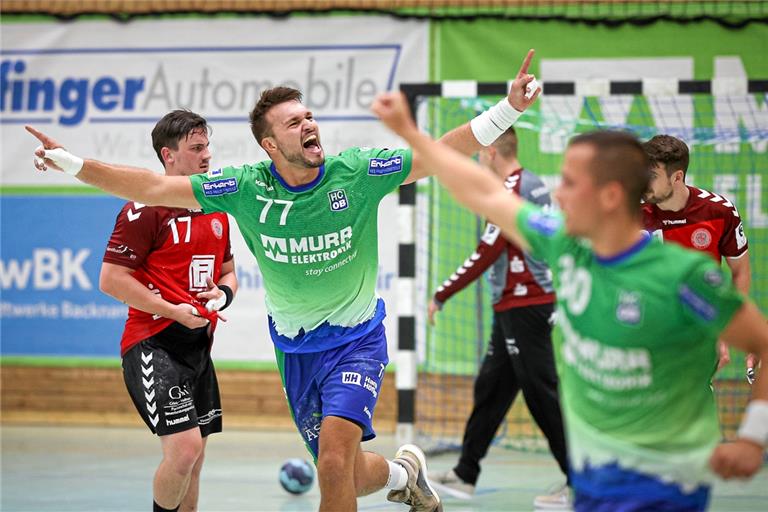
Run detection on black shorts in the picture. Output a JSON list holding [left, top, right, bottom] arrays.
[[122, 323, 222, 437]]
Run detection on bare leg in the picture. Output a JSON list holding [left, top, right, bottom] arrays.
[[317, 416, 360, 512], [154, 428, 203, 509], [354, 449, 389, 496], [178, 437, 208, 512]]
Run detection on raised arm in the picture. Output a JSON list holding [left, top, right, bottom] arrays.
[[372, 91, 530, 252], [404, 49, 541, 184], [26, 126, 200, 209]]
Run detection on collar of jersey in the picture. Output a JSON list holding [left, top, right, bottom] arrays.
[[269, 162, 325, 193], [594, 231, 652, 266]]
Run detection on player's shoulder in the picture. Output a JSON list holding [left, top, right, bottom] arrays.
[[117, 201, 160, 218], [207, 161, 271, 179], [687, 186, 739, 217], [518, 168, 550, 199], [640, 202, 656, 216], [331, 146, 408, 174], [645, 236, 712, 272]]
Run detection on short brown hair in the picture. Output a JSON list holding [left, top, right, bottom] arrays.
[[151, 110, 209, 165], [492, 126, 518, 159], [569, 130, 650, 214], [643, 134, 689, 178], [249, 87, 303, 146]]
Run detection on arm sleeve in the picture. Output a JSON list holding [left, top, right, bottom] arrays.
[[719, 208, 749, 258], [434, 223, 506, 304], [343, 147, 412, 200], [678, 257, 745, 333], [223, 215, 234, 263], [189, 166, 248, 216], [102, 203, 159, 269], [519, 171, 552, 209]]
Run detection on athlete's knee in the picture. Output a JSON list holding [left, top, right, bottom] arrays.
[[163, 431, 203, 474], [317, 449, 352, 484]]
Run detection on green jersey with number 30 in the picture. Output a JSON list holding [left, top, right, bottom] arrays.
[[515, 203, 744, 491], [189, 147, 410, 353]]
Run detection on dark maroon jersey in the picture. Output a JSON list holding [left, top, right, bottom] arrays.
[[103, 201, 233, 355], [434, 168, 555, 312], [642, 185, 748, 262]]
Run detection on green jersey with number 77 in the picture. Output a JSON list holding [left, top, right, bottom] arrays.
[[189, 147, 411, 353]]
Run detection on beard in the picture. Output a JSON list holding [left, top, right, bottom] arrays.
[[644, 188, 674, 204], [279, 145, 325, 169]]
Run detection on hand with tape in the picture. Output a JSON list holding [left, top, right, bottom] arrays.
[[26, 125, 84, 177], [507, 49, 541, 112], [469, 49, 541, 147], [196, 277, 233, 320]]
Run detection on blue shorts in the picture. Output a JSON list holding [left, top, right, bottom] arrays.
[[572, 462, 710, 512], [275, 322, 388, 461]]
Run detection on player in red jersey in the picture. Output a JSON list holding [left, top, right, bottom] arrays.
[[641, 134, 752, 376], [100, 111, 237, 512]]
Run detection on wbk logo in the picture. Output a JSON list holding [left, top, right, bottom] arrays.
[[328, 189, 348, 212]]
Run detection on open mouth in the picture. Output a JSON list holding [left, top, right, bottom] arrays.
[[302, 134, 322, 154]]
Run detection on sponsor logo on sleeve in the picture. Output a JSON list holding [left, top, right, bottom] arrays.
[[735, 222, 747, 250], [679, 284, 718, 322], [703, 269, 724, 287], [527, 210, 561, 237], [202, 177, 238, 197], [481, 223, 501, 245], [368, 156, 403, 176]]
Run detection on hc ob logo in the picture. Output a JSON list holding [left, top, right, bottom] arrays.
[[328, 189, 348, 211]]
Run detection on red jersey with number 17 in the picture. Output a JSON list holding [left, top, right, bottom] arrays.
[[102, 201, 233, 355], [642, 185, 748, 262]]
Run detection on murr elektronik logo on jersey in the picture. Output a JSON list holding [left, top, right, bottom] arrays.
[[328, 189, 348, 211], [260, 226, 353, 264]]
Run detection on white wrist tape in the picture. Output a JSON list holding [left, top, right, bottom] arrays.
[[525, 78, 540, 100], [44, 148, 84, 176], [206, 291, 227, 313], [470, 98, 522, 146], [737, 399, 768, 447]]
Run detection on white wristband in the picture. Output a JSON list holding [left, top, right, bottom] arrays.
[[470, 98, 523, 146], [737, 399, 768, 447], [43, 148, 84, 176]]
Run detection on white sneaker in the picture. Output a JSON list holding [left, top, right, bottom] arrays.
[[386, 444, 442, 512], [533, 482, 572, 510], [428, 469, 475, 500]]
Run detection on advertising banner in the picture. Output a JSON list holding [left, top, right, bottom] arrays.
[[0, 16, 428, 361]]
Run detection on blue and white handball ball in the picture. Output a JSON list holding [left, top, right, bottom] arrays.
[[279, 458, 315, 495]]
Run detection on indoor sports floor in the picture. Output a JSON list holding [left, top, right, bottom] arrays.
[[2, 425, 766, 511]]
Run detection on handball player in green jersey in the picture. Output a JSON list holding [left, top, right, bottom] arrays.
[[372, 91, 768, 512], [27, 51, 541, 512]]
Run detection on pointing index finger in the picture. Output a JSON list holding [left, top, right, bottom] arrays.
[[25, 125, 55, 148], [517, 49, 535, 77]]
